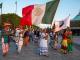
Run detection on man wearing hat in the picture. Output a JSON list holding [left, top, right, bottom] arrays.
[[1, 22, 11, 56]]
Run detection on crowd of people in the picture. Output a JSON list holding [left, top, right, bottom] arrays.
[[0, 22, 73, 57]]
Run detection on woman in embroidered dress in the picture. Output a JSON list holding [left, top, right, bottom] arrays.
[[61, 29, 68, 54], [39, 29, 49, 56]]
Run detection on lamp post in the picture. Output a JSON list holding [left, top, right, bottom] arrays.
[[15, 1, 17, 14], [0, 3, 2, 27]]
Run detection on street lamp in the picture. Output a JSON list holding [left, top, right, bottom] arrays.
[[0, 3, 2, 27]]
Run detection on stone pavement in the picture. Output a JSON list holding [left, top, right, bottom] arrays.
[[73, 36, 80, 45], [0, 36, 80, 60]]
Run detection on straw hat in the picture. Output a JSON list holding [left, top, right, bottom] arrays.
[[3, 22, 11, 27]]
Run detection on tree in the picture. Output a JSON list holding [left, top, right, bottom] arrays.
[[0, 13, 21, 28]]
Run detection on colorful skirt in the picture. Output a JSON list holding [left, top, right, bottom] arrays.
[[39, 47, 48, 55], [23, 36, 29, 46], [61, 39, 68, 50]]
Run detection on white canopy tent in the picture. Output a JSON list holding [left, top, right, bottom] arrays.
[[37, 24, 52, 29]]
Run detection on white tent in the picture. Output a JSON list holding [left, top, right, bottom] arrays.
[[37, 24, 52, 29]]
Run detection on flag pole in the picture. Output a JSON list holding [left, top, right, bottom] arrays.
[[14, 1, 17, 28]]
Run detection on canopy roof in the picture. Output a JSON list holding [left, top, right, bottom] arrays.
[[73, 12, 80, 20], [71, 12, 80, 27]]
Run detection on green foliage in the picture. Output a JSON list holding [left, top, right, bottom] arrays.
[[0, 13, 21, 28], [32, 25, 39, 29]]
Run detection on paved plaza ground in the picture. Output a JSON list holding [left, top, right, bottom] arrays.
[[0, 36, 80, 60]]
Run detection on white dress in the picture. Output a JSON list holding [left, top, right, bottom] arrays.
[[18, 34, 23, 46], [18, 30, 23, 53], [15, 29, 20, 43], [39, 32, 48, 55]]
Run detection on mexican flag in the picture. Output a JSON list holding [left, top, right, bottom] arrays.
[[54, 15, 70, 32], [20, 0, 60, 26]]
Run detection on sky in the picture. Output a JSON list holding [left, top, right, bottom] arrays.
[[0, 0, 80, 21]]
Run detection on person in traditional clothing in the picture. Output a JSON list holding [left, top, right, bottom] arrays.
[[1, 22, 11, 56], [61, 29, 68, 54], [53, 32, 58, 50], [49, 30, 54, 48], [15, 26, 21, 49], [39, 29, 49, 56], [34, 29, 40, 43], [53, 23, 60, 50], [17, 32, 23, 53], [17, 25, 24, 54], [67, 27, 73, 53], [29, 29, 34, 43], [23, 29, 30, 46]]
